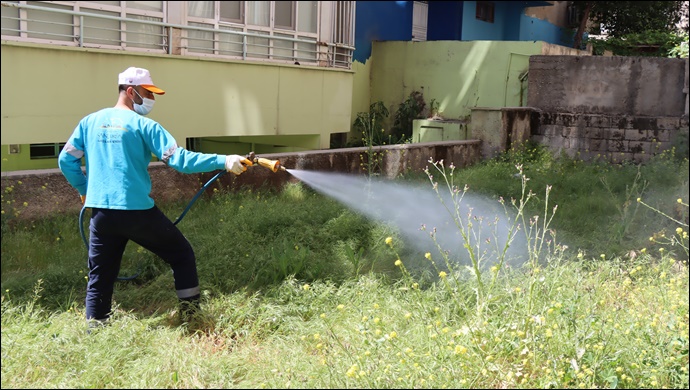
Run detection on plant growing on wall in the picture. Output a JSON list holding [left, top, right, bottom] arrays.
[[391, 91, 426, 142], [429, 98, 441, 118], [352, 101, 390, 178], [353, 101, 389, 147]]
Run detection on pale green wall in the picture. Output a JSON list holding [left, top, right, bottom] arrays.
[[369, 40, 544, 136], [1, 42, 353, 172], [349, 59, 373, 142], [1, 147, 63, 172]]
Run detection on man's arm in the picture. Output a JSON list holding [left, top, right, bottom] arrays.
[[58, 141, 87, 196], [146, 122, 226, 174]]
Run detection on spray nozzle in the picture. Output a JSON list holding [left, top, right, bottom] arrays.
[[246, 151, 286, 173]]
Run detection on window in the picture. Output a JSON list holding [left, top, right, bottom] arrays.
[[185, 1, 321, 64], [30, 143, 66, 159], [297, 1, 317, 33], [476, 1, 494, 23], [332, 1, 354, 67], [0, 1, 166, 51], [185, 137, 200, 152], [412, 1, 428, 42], [220, 1, 243, 23], [1, 1, 354, 68], [274, 1, 294, 30]]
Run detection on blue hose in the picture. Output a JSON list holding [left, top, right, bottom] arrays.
[[80, 170, 228, 281]]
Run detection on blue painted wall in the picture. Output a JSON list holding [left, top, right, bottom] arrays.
[[461, 1, 500, 40], [461, 1, 525, 41], [354, 1, 572, 63], [427, 1, 463, 41], [354, 1, 413, 63], [519, 13, 575, 47], [503, 2, 525, 41]]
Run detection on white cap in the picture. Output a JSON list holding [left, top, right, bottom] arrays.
[[117, 66, 165, 95]]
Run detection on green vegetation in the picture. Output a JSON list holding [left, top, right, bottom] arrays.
[[2, 146, 688, 388], [572, 1, 688, 52], [352, 101, 390, 178], [575, 1, 686, 37], [391, 90, 426, 142], [586, 30, 689, 57]]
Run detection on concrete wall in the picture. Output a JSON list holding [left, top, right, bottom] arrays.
[[470, 107, 538, 159], [528, 56, 687, 116], [527, 56, 689, 163], [370, 40, 544, 134], [532, 112, 689, 163], [1, 141, 481, 222], [365, 40, 587, 142], [470, 107, 503, 158]]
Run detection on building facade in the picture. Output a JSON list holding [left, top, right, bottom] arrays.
[[1, 1, 576, 172]]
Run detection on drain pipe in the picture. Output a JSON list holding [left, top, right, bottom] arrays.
[[519, 70, 529, 107], [683, 57, 690, 116]]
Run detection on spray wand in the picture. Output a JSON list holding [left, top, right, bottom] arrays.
[[244, 151, 287, 172]]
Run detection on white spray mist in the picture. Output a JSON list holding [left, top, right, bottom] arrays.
[[286, 169, 528, 269]]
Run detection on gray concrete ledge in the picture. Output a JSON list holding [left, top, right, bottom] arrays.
[[1, 141, 481, 221]]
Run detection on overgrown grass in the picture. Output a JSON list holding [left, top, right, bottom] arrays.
[[2, 146, 688, 388]]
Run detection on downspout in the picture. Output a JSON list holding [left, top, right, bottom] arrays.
[[519, 70, 529, 107], [683, 58, 690, 116]]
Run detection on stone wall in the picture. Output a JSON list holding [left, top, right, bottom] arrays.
[[1, 141, 481, 222], [528, 56, 687, 117], [525, 56, 689, 162], [531, 113, 688, 163]]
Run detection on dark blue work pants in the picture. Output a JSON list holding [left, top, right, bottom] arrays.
[[86, 206, 200, 320]]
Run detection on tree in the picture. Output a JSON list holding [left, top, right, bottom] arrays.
[[572, 1, 687, 49]]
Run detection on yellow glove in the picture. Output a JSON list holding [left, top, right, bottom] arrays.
[[80, 194, 86, 204], [225, 154, 253, 175]]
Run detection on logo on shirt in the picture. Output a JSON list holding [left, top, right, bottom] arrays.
[[97, 117, 128, 144], [99, 117, 127, 131]]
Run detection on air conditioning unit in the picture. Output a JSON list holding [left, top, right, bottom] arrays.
[[412, 119, 468, 143]]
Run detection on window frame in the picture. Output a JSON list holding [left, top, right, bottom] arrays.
[[29, 142, 66, 159], [1, 1, 168, 53], [183, 1, 320, 65], [476, 1, 495, 23], [1, 1, 354, 68]]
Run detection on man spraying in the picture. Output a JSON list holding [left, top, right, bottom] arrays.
[[59, 66, 250, 329]]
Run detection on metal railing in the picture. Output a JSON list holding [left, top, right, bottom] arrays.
[[1, 1, 354, 68]]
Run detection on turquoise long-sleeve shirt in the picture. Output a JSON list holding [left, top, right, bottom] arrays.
[[58, 107, 226, 210]]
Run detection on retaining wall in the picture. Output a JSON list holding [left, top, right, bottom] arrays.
[[525, 56, 689, 162], [1, 141, 481, 222]]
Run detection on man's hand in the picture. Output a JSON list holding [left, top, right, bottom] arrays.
[[225, 154, 252, 175]]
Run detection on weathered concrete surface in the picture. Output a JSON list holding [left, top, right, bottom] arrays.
[[469, 107, 503, 158], [1, 141, 481, 221], [470, 107, 539, 159], [525, 56, 689, 163], [531, 113, 689, 163], [501, 107, 539, 152], [528, 56, 687, 117]]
